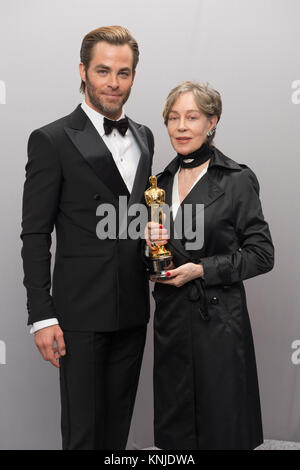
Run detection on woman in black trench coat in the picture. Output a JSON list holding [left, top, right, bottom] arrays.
[[146, 81, 274, 450]]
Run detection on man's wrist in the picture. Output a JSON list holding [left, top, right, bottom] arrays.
[[198, 263, 204, 279], [30, 318, 59, 334]]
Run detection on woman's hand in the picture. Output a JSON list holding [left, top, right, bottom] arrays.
[[144, 221, 169, 251], [155, 262, 204, 287]]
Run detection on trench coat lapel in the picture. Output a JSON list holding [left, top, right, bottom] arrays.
[[157, 166, 191, 262], [167, 174, 224, 261], [179, 172, 224, 212], [159, 146, 241, 261]]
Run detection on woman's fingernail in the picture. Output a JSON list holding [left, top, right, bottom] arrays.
[[160, 225, 163, 228], [166, 272, 171, 277]]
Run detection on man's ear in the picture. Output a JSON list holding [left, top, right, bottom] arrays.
[[79, 63, 86, 83], [131, 69, 136, 86]]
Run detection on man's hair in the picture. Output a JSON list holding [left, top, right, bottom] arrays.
[[80, 25, 139, 93], [162, 81, 222, 146]]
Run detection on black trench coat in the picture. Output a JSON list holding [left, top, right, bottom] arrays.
[[153, 146, 274, 450]]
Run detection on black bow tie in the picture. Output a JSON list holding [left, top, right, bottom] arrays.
[[103, 116, 129, 136]]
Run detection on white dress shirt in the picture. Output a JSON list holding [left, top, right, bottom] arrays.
[[30, 100, 141, 334]]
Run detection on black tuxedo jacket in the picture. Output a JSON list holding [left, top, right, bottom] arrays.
[[21, 105, 154, 331]]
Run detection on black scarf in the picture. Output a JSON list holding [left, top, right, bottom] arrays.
[[177, 142, 212, 169]]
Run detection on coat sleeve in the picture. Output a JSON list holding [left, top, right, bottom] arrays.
[[21, 129, 62, 325], [200, 167, 274, 287]]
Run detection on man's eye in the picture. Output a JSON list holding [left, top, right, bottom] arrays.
[[98, 70, 107, 75], [188, 116, 197, 120], [169, 116, 178, 121], [120, 72, 129, 77]]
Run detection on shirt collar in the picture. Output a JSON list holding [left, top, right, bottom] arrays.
[[81, 100, 125, 137]]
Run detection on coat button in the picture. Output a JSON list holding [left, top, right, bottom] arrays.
[[94, 194, 101, 201], [209, 296, 219, 305]]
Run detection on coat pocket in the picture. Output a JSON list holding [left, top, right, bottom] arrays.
[[211, 284, 243, 325], [205, 285, 236, 325]]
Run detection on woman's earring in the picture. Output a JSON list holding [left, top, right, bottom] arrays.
[[207, 126, 216, 137]]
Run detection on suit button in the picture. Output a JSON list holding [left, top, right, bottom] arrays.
[[209, 296, 219, 305], [94, 194, 101, 201]]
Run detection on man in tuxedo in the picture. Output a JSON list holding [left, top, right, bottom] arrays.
[[21, 25, 154, 450]]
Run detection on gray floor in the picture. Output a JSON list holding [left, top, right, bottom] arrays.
[[144, 440, 300, 450], [256, 440, 300, 450]]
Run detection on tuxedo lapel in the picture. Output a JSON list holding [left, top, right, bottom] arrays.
[[64, 105, 129, 198], [115, 118, 152, 238], [65, 107, 152, 239], [127, 118, 151, 207]]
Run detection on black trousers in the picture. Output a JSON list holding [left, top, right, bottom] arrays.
[[59, 324, 147, 450]]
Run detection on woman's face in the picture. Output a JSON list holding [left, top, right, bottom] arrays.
[[167, 92, 217, 155]]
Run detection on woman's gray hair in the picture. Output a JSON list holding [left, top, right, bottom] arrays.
[[162, 81, 222, 145]]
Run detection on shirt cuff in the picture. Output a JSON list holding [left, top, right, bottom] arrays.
[[29, 318, 59, 334]]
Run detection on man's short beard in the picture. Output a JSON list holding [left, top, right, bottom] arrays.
[[85, 76, 131, 119]]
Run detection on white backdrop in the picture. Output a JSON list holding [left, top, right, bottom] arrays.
[[0, 0, 299, 449]]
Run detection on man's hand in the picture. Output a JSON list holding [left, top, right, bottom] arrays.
[[155, 262, 204, 287], [34, 325, 66, 368]]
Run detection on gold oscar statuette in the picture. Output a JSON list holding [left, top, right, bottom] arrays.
[[144, 176, 173, 280]]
